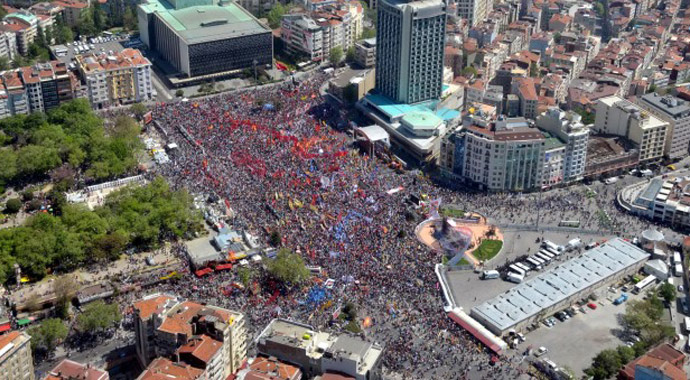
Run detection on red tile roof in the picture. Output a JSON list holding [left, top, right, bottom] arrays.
[[44, 359, 108, 380], [177, 335, 222, 364], [0, 331, 21, 352], [139, 358, 204, 380]]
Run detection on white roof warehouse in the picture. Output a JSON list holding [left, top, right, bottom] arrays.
[[470, 238, 649, 335]]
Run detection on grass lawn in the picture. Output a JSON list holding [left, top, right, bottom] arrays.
[[473, 240, 503, 262], [440, 207, 465, 218], [458, 257, 470, 265]]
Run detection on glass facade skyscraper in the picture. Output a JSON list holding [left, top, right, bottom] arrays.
[[375, 0, 446, 104]]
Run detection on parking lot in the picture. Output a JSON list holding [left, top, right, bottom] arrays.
[[51, 38, 129, 66]]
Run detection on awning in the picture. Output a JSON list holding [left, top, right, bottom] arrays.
[[448, 310, 506, 355], [0, 323, 10, 332], [215, 263, 233, 271], [16, 319, 31, 326], [194, 268, 213, 277]]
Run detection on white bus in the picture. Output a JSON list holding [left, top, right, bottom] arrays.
[[546, 247, 561, 257], [684, 317, 690, 334], [673, 251, 682, 265], [530, 256, 545, 265], [536, 252, 552, 263], [507, 272, 524, 284], [509, 264, 526, 277], [540, 249, 556, 259], [516, 263, 531, 273], [527, 257, 543, 269], [633, 275, 657, 294]]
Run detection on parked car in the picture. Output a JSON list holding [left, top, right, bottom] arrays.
[[587, 302, 598, 310], [535, 346, 548, 357], [679, 285, 685, 292]]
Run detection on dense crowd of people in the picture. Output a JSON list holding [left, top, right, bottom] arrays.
[[144, 71, 653, 378]]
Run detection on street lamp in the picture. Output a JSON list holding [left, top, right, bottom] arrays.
[[253, 59, 258, 81]]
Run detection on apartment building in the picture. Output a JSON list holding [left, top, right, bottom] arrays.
[[512, 78, 539, 120], [457, 0, 489, 27], [461, 117, 545, 192], [133, 293, 247, 380], [19, 61, 77, 113], [52, 0, 90, 27], [281, 2, 363, 63], [1, 70, 30, 116], [596, 96, 669, 163], [542, 137, 565, 187], [75, 48, 153, 109], [0, 30, 17, 61], [0, 332, 34, 380], [536, 108, 590, 182], [638, 93, 690, 160], [1, 11, 38, 56]]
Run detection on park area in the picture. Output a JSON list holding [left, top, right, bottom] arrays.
[[472, 239, 503, 262]]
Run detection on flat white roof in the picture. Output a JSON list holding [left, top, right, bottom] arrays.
[[470, 238, 649, 333]]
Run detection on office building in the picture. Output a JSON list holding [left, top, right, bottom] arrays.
[[0, 331, 34, 380], [471, 238, 649, 335], [75, 49, 154, 108], [542, 137, 565, 187], [457, 0, 488, 27], [638, 93, 690, 160], [133, 293, 247, 379], [461, 117, 545, 192], [354, 38, 376, 68], [138, 0, 272, 78], [595, 96, 669, 163], [43, 359, 109, 380], [257, 319, 383, 380], [375, 0, 446, 104], [536, 108, 590, 182]]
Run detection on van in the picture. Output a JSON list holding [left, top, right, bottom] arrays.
[[675, 264, 683, 277], [482, 270, 500, 280], [507, 272, 524, 284]]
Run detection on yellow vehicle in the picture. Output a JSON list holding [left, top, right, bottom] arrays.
[[667, 164, 676, 171]]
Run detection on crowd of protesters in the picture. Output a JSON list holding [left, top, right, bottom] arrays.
[[140, 71, 654, 378]]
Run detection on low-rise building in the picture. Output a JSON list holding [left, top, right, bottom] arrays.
[[619, 343, 686, 380], [257, 319, 383, 380], [43, 359, 109, 380], [354, 38, 375, 68]]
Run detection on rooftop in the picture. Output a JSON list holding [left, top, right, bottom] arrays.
[[44, 359, 108, 380], [640, 93, 690, 119], [471, 238, 649, 334], [139, 357, 204, 380], [139, 0, 270, 44]]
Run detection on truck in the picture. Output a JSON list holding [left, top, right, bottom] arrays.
[[506, 272, 524, 284], [566, 238, 582, 251], [613, 293, 629, 305], [675, 263, 683, 277], [481, 270, 500, 280]]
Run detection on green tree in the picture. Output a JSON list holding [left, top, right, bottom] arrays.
[[175, 89, 184, 97], [56, 24, 74, 45], [265, 248, 310, 285], [267, 3, 287, 29], [53, 275, 77, 319], [659, 282, 676, 303], [0, 56, 9, 71], [130, 103, 148, 120], [462, 66, 478, 77], [595, 2, 605, 16], [92, 3, 106, 32], [647, 84, 657, 94], [123, 8, 138, 31], [590, 349, 622, 379], [574, 107, 595, 125], [27, 318, 68, 354], [77, 300, 122, 333], [529, 62, 540, 77], [4, 198, 21, 214], [269, 230, 281, 246], [237, 267, 255, 287], [329, 46, 344, 66], [346, 46, 355, 62], [616, 345, 635, 364], [360, 28, 376, 40]]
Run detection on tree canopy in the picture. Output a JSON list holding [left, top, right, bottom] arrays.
[[0, 177, 202, 283], [0, 99, 142, 188], [77, 300, 122, 333], [28, 318, 68, 354], [265, 248, 310, 285]]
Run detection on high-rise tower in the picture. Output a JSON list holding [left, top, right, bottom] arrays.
[[375, 0, 447, 104]]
